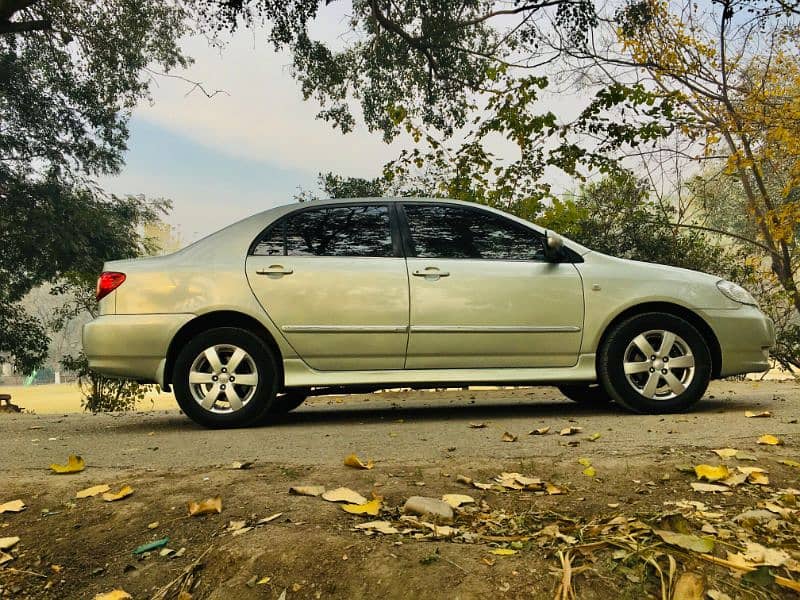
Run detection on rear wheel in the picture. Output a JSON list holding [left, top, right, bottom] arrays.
[[598, 312, 711, 414], [270, 390, 307, 414], [557, 384, 612, 404], [173, 327, 278, 428]]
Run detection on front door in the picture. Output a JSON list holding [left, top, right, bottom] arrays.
[[246, 203, 409, 370], [400, 202, 584, 369]]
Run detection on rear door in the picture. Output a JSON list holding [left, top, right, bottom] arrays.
[[246, 203, 409, 370], [400, 202, 585, 369]]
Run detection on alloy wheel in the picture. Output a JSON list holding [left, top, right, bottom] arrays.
[[188, 344, 259, 413], [622, 330, 695, 400]]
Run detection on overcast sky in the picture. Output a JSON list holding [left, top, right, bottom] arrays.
[[100, 10, 587, 244]]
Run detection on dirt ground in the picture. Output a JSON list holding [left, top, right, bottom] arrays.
[[1, 380, 799, 599]]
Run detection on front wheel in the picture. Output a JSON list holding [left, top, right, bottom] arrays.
[[598, 312, 711, 414], [173, 327, 278, 428]]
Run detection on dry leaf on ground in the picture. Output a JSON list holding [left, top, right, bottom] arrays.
[[582, 466, 597, 477], [529, 427, 550, 435], [745, 411, 772, 418], [779, 459, 800, 468], [711, 448, 737, 459], [102, 485, 134, 502], [559, 427, 582, 436], [489, 548, 517, 556], [93, 590, 132, 600], [469, 422, 487, 429], [694, 465, 730, 482], [0, 537, 20, 550], [188, 497, 222, 516], [50, 454, 85, 474], [76, 484, 111, 499], [354, 520, 398, 534], [757, 434, 782, 445], [441, 494, 474, 508], [343, 453, 374, 470], [321, 487, 367, 504], [672, 572, 704, 600], [587, 432, 601, 441], [0, 552, 12, 566], [690, 482, 730, 493], [501, 431, 518, 442], [0, 500, 25, 513], [654, 530, 714, 553], [289, 485, 325, 497], [341, 498, 381, 516]]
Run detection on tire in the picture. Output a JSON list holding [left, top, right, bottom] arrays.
[[598, 312, 711, 414], [173, 327, 278, 428], [558, 384, 613, 404], [270, 390, 308, 414]]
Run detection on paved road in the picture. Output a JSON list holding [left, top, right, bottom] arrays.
[[1, 381, 797, 474]]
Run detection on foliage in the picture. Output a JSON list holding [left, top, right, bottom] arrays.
[[539, 173, 730, 275], [295, 171, 387, 202], [59, 351, 147, 413], [0, 0, 189, 372]]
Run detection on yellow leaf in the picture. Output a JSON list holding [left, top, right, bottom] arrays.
[[779, 459, 800, 468], [583, 466, 597, 477], [588, 432, 601, 441], [50, 454, 85, 474], [343, 453, 374, 470], [0, 500, 25, 513], [489, 548, 517, 556], [289, 485, 325, 497], [711, 448, 737, 459], [747, 472, 769, 485], [745, 410, 772, 418], [529, 427, 550, 435], [322, 487, 367, 504], [757, 435, 782, 445], [578, 457, 592, 467], [672, 572, 705, 600], [654, 529, 714, 553], [102, 485, 134, 502], [0, 537, 20, 550], [93, 590, 132, 600], [76, 484, 110, 499], [694, 464, 730, 482], [501, 431, 518, 442], [188, 497, 222, 516], [546, 483, 564, 495], [341, 498, 381, 516], [559, 427, 583, 436], [441, 494, 475, 508], [256, 576, 271, 585]]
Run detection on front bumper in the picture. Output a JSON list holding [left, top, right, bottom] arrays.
[[700, 306, 775, 377], [82, 314, 194, 384]]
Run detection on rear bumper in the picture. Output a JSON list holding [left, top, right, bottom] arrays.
[[82, 314, 193, 384], [700, 306, 775, 377]]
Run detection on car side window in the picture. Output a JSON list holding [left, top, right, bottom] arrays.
[[252, 205, 394, 257], [402, 204, 545, 260]]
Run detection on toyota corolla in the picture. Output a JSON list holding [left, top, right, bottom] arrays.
[[83, 198, 775, 427]]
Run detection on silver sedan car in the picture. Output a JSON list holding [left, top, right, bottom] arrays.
[[83, 198, 775, 427]]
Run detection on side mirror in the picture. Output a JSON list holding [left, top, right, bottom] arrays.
[[543, 230, 564, 262]]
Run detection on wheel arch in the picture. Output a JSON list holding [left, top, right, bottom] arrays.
[[597, 302, 722, 379], [163, 311, 285, 390]]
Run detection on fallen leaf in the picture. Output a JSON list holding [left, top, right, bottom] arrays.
[[745, 411, 771, 418], [341, 498, 381, 516], [743, 542, 790, 567], [720, 472, 748, 487], [147, 521, 159, 529], [501, 431, 518, 442], [694, 465, 730, 482], [587, 432, 601, 441], [707, 591, 732, 600], [559, 427, 583, 436], [354, 520, 398, 534], [93, 590, 132, 600], [779, 459, 800, 468], [672, 572, 704, 600], [711, 448, 737, 459], [578, 457, 592, 467], [0, 500, 25, 513], [343, 453, 374, 470], [257, 576, 271, 585], [469, 423, 487, 429], [747, 471, 770, 485], [76, 484, 111, 499], [690, 482, 729, 493], [257, 513, 283, 524], [0, 537, 20, 550], [102, 485, 134, 502], [546, 483, 564, 495], [757, 434, 782, 445], [472, 481, 493, 490], [654, 530, 714, 553], [321, 487, 368, 505], [188, 497, 222, 517], [0, 552, 11, 566], [490, 548, 518, 556], [529, 427, 550, 435], [50, 454, 85, 474], [230, 461, 253, 470], [441, 494, 474, 508], [582, 466, 597, 477], [132, 538, 169, 555], [288, 485, 325, 497]]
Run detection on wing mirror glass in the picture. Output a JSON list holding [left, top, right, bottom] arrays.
[[543, 230, 564, 262]]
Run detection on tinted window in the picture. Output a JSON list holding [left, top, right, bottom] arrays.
[[252, 205, 394, 257], [403, 204, 544, 260]]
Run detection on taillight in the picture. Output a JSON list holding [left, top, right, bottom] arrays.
[[96, 272, 126, 301]]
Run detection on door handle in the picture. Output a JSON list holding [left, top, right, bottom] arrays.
[[255, 265, 294, 276], [412, 267, 450, 278]]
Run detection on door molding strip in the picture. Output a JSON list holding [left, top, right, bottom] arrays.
[[281, 325, 408, 333], [410, 325, 581, 333]]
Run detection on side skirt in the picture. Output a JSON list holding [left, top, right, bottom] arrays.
[[282, 354, 597, 389]]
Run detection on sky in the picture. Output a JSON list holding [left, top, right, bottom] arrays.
[[100, 9, 586, 244]]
